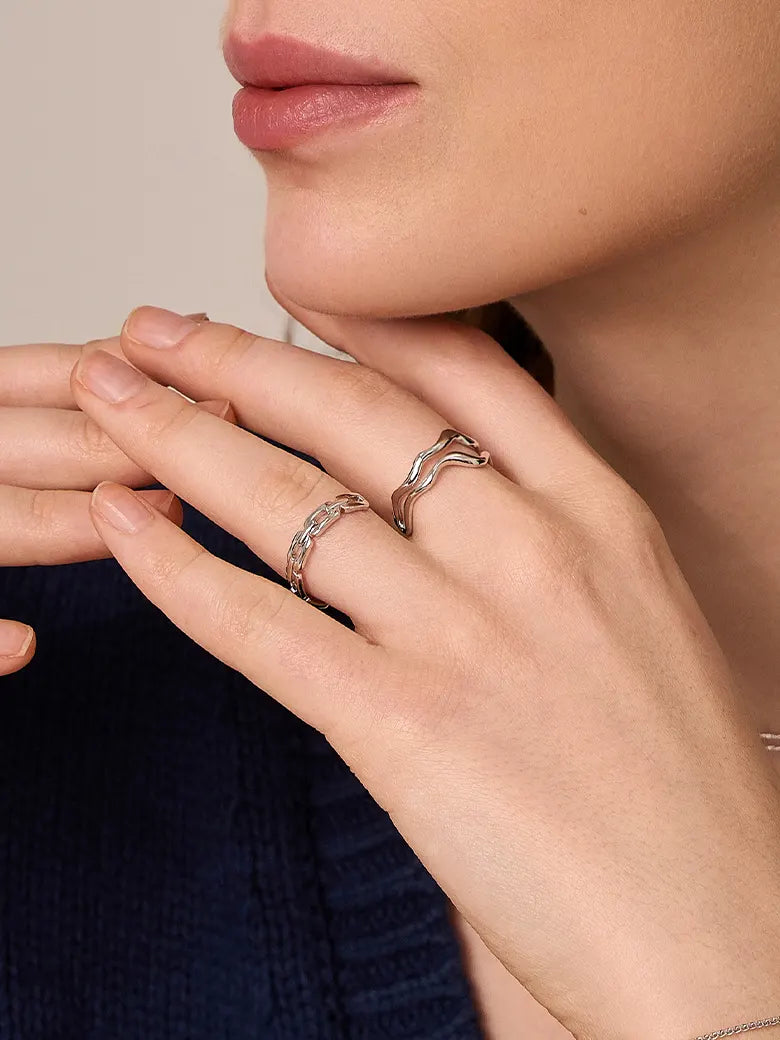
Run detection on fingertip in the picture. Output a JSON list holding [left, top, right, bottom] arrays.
[[121, 306, 143, 340], [0, 622, 36, 676]]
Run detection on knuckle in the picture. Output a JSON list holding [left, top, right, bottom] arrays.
[[81, 337, 113, 353], [560, 481, 672, 581], [151, 541, 209, 592], [217, 574, 289, 652], [27, 488, 60, 531], [512, 501, 574, 580], [55, 342, 82, 371], [605, 483, 666, 547], [68, 412, 119, 463], [617, 495, 672, 573], [334, 363, 399, 424], [503, 499, 601, 600], [255, 457, 332, 526], [207, 325, 258, 378], [144, 395, 202, 441]]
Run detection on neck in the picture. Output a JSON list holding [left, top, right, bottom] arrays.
[[509, 190, 780, 734]]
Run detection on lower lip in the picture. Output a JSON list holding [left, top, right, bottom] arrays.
[[231, 83, 418, 150]]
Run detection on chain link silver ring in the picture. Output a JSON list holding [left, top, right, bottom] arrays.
[[286, 492, 370, 609]]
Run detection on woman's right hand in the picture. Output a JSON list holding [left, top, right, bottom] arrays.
[[0, 320, 232, 675]]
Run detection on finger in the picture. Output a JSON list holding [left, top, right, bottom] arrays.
[[0, 338, 128, 409], [118, 308, 518, 561], [70, 349, 441, 640], [0, 484, 183, 565], [0, 398, 235, 491], [88, 480, 386, 750], [0, 404, 161, 489], [265, 276, 612, 493], [0, 314, 209, 409], [0, 621, 36, 677]]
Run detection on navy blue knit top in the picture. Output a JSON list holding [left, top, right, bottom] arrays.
[[0, 441, 485, 1039]]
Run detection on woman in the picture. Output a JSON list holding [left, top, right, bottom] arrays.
[[1, 1, 779, 1037]]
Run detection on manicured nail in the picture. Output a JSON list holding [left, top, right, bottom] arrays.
[[91, 481, 156, 534], [76, 349, 147, 403], [125, 306, 198, 349], [0, 622, 34, 658]]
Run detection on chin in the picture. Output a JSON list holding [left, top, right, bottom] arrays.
[[263, 207, 443, 319], [262, 186, 521, 319], [264, 216, 599, 322]]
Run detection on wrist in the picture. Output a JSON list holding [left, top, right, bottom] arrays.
[[557, 917, 780, 1040], [576, 968, 780, 1040]]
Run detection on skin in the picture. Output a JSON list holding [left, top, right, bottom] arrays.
[[224, 0, 780, 317], [2, 0, 779, 1035]]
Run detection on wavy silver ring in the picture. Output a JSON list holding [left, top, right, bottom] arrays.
[[286, 492, 370, 609], [391, 428, 491, 537]]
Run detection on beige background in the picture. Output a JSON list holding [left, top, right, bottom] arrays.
[[0, 0, 328, 353]]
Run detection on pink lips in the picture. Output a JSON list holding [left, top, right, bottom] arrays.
[[223, 32, 419, 150]]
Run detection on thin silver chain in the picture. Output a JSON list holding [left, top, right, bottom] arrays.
[[694, 1015, 780, 1039]]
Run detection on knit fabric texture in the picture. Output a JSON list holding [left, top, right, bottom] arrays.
[[0, 445, 485, 1040]]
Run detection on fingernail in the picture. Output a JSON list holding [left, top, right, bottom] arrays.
[[0, 623, 34, 658], [125, 306, 198, 349], [91, 481, 156, 534], [75, 349, 147, 403]]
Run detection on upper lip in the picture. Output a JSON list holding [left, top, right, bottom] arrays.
[[222, 31, 414, 89]]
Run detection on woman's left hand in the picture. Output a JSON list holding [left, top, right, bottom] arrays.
[[70, 302, 780, 1040]]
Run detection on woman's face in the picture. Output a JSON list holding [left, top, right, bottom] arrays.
[[223, 0, 780, 318]]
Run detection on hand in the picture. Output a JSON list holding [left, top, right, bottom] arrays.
[[69, 303, 780, 1040], [0, 319, 233, 675]]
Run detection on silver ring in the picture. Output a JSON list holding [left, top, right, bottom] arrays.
[[286, 492, 369, 609], [391, 428, 491, 537]]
